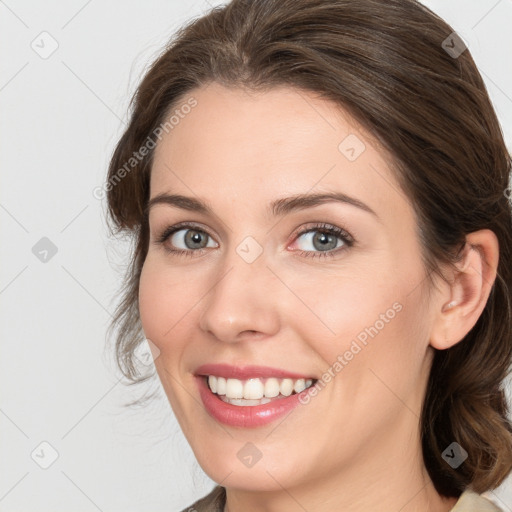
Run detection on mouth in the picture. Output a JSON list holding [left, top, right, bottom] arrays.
[[193, 363, 319, 427], [202, 375, 317, 406]]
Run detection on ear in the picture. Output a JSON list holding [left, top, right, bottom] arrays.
[[429, 229, 499, 350]]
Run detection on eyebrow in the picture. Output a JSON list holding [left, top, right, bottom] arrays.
[[145, 191, 378, 219]]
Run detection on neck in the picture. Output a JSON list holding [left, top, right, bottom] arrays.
[[224, 461, 458, 512], [223, 415, 458, 512]]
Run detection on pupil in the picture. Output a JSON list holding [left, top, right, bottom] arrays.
[[314, 232, 336, 251], [187, 230, 205, 248]]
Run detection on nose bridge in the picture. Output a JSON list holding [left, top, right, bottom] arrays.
[[198, 236, 280, 342]]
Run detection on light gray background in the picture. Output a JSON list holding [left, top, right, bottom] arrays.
[[1, 0, 511, 511]]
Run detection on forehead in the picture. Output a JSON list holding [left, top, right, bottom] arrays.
[[150, 82, 408, 223]]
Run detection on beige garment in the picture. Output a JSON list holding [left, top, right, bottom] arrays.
[[450, 489, 505, 511], [180, 485, 225, 512], [180, 485, 506, 512]]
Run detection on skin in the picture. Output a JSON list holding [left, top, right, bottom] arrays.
[[138, 82, 499, 512]]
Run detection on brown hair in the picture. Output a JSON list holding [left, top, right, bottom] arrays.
[[104, 0, 512, 498]]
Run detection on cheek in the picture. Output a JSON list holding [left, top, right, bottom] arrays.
[[286, 265, 401, 349], [288, 257, 429, 389], [138, 259, 192, 354]]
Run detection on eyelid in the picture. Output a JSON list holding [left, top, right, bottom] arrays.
[[287, 222, 354, 258], [291, 222, 354, 244], [154, 221, 218, 244]]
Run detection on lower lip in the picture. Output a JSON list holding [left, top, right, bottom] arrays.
[[195, 376, 315, 428]]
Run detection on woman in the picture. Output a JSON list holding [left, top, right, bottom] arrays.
[[104, 0, 512, 510]]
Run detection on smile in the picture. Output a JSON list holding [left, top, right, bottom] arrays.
[[206, 375, 315, 405], [194, 363, 319, 428]]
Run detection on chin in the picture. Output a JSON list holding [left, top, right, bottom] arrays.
[[190, 438, 307, 492]]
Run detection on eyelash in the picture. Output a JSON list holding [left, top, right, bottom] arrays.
[[154, 222, 355, 260]]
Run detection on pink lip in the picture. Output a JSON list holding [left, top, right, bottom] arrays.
[[195, 375, 317, 428], [194, 363, 315, 380]]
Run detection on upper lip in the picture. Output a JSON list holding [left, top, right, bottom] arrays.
[[195, 363, 315, 380]]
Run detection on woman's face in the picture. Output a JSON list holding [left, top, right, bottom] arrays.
[[139, 82, 440, 492]]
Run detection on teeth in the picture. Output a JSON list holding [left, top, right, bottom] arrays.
[[220, 396, 273, 406], [264, 377, 280, 398], [208, 375, 217, 393], [280, 378, 294, 396], [243, 378, 264, 399], [216, 377, 226, 395], [294, 378, 306, 393], [206, 375, 315, 400], [226, 378, 243, 399]]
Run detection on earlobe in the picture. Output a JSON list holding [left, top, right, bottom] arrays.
[[429, 229, 499, 351]]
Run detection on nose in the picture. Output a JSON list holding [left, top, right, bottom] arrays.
[[198, 247, 281, 344]]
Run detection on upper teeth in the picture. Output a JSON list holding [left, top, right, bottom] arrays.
[[207, 376, 314, 399]]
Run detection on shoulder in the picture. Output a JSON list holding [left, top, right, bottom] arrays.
[[450, 489, 505, 512], [179, 485, 226, 512]]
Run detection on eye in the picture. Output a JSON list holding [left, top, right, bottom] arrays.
[[153, 221, 354, 260], [290, 223, 354, 259], [154, 222, 217, 257]]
